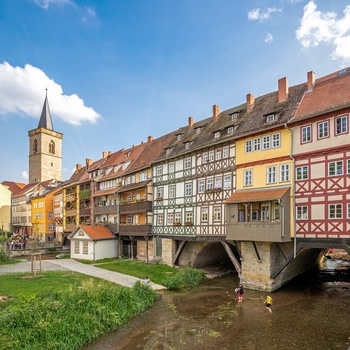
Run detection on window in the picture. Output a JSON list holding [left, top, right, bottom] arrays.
[[262, 135, 270, 150], [156, 165, 162, 175], [245, 140, 252, 153], [83, 242, 88, 255], [195, 127, 201, 134], [230, 113, 238, 120], [224, 175, 231, 189], [209, 150, 214, 162], [272, 133, 280, 148], [207, 178, 213, 191], [318, 121, 329, 139], [185, 142, 190, 149], [328, 161, 343, 176], [214, 131, 220, 138], [33, 139, 38, 153], [74, 241, 79, 254], [266, 114, 275, 122], [167, 213, 174, 225], [227, 127, 233, 134], [185, 212, 193, 224], [156, 187, 163, 199], [48, 224, 55, 230], [223, 146, 229, 158], [201, 208, 209, 222], [329, 204, 342, 219], [296, 166, 308, 180], [203, 152, 208, 163], [140, 171, 148, 181], [254, 138, 260, 151], [198, 180, 205, 193], [266, 166, 276, 184], [174, 213, 181, 224], [169, 162, 175, 173], [176, 134, 182, 141], [296, 206, 308, 220], [280, 164, 290, 182], [216, 149, 221, 160], [213, 207, 221, 221], [49, 140, 55, 154], [48, 212, 54, 219], [244, 170, 252, 186], [348, 203, 350, 219], [301, 125, 312, 143], [348, 159, 350, 174], [215, 177, 222, 189], [335, 115, 348, 135], [184, 157, 191, 169], [157, 214, 164, 225], [127, 214, 132, 224], [261, 205, 269, 221], [169, 185, 176, 198], [166, 148, 172, 155], [185, 183, 192, 196]]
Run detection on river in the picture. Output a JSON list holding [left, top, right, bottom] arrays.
[[82, 259, 350, 350]]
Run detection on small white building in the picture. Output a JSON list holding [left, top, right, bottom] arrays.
[[68, 225, 117, 261]]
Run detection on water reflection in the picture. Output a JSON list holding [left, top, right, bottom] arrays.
[[82, 260, 350, 350]]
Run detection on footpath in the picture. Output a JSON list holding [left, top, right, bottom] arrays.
[[0, 259, 165, 291]]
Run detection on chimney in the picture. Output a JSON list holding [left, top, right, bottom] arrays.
[[148, 135, 154, 142], [102, 151, 108, 159], [307, 71, 315, 90], [278, 77, 289, 102], [86, 158, 92, 170], [188, 116, 194, 128], [246, 93, 255, 113], [213, 105, 220, 122], [76, 164, 82, 172]]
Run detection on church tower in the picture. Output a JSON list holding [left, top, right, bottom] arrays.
[[28, 92, 63, 183]]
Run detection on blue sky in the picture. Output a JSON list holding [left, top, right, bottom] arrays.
[[1, 0, 350, 183]]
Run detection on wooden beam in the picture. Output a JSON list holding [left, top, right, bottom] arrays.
[[277, 243, 287, 261], [221, 242, 241, 274], [252, 241, 261, 262], [173, 240, 187, 266]]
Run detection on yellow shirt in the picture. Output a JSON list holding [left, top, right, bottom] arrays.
[[266, 296, 272, 304]]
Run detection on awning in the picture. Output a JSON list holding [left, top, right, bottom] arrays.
[[91, 188, 117, 198], [226, 187, 290, 204]]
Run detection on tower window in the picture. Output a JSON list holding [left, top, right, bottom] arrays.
[[49, 140, 55, 154], [33, 139, 38, 153]]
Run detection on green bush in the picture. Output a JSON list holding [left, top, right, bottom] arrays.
[[0, 250, 10, 263], [162, 267, 206, 290]]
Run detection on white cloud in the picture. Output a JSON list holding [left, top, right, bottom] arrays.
[[0, 62, 101, 126], [33, 0, 73, 10], [82, 6, 96, 21], [22, 171, 29, 181], [265, 32, 274, 43], [296, 1, 350, 63], [248, 7, 282, 22]]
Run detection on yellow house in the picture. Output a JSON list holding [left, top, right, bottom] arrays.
[[31, 184, 61, 242]]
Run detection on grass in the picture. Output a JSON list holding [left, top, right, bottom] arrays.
[[78, 258, 206, 290], [0, 272, 157, 350]]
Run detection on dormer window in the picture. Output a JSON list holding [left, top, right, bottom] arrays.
[[166, 148, 173, 156], [195, 127, 201, 134], [266, 114, 276, 123], [125, 151, 132, 158], [230, 113, 238, 121], [227, 127, 234, 135], [214, 131, 221, 139], [176, 134, 182, 141]]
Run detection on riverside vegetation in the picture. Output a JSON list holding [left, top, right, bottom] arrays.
[[0, 259, 206, 350]]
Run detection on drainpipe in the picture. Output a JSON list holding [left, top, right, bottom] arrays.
[[278, 198, 284, 238], [284, 122, 296, 258]]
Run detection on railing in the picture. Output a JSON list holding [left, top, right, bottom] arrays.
[[119, 224, 152, 236], [119, 201, 152, 214], [94, 205, 118, 214], [65, 223, 77, 231], [65, 194, 76, 202], [65, 209, 77, 216], [79, 208, 90, 216]]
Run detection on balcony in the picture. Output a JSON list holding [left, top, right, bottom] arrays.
[[65, 223, 77, 232], [119, 201, 152, 214], [226, 221, 290, 242], [79, 207, 90, 216], [118, 224, 152, 236], [66, 209, 77, 216], [94, 204, 118, 215], [65, 193, 76, 202]]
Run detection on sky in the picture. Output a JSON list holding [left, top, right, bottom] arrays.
[[1, 0, 350, 184]]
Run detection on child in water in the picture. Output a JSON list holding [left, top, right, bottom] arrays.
[[264, 295, 273, 313]]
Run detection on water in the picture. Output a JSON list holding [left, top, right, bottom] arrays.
[[82, 260, 350, 350]]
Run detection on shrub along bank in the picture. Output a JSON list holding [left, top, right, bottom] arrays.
[[0, 277, 157, 350]]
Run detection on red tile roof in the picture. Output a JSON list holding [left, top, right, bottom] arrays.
[[226, 187, 290, 203], [79, 225, 114, 240], [1, 181, 26, 195], [292, 67, 350, 121], [91, 188, 117, 197]]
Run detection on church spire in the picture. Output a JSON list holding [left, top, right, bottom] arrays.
[[38, 89, 53, 130]]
